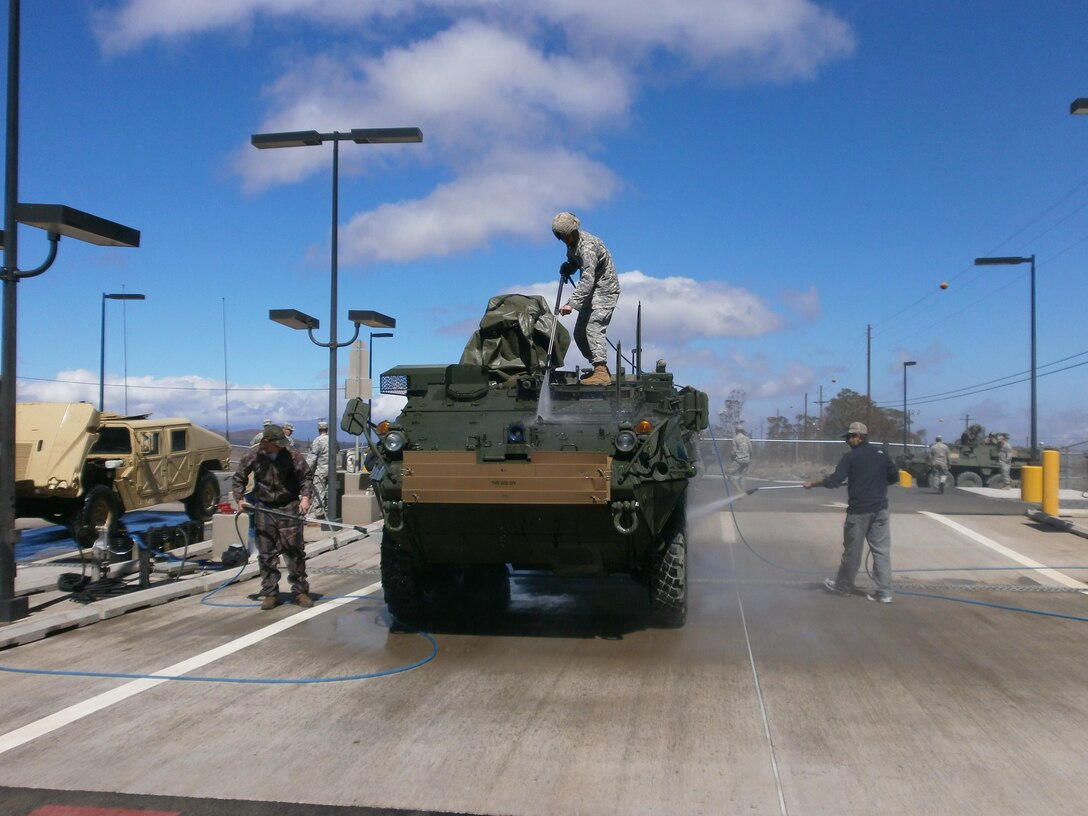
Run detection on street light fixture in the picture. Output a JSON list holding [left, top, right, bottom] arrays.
[[1070, 98, 1088, 115], [974, 255, 1037, 461], [100, 292, 146, 411], [902, 361, 916, 456], [253, 126, 421, 523], [0, 0, 141, 622]]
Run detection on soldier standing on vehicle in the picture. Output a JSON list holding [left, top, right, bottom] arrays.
[[998, 434, 1012, 489], [232, 424, 314, 610], [726, 424, 752, 491], [307, 420, 331, 523], [552, 212, 620, 386], [250, 418, 272, 447], [803, 422, 900, 604], [929, 435, 951, 494]]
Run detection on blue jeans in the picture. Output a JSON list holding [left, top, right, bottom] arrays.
[[836, 508, 892, 595]]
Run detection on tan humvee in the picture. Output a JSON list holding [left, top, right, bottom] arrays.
[[15, 402, 231, 545]]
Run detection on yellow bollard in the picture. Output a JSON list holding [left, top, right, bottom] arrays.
[[1041, 449, 1060, 517], [898, 469, 912, 488], [1020, 465, 1042, 503]]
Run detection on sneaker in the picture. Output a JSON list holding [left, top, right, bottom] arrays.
[[822, 578, 851, 597], [294, 592, 314, 608], [260, 595, 279, 611], [866, 591, 893, 604]]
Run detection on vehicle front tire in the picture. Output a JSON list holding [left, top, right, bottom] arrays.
[[648, 503, 688, 628], [381, 533, 426, 628], [70, 485, 122, 547], [184, 470, 222, 522]]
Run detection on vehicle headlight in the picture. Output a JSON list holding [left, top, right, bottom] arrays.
[[615, 430, 637, 453], [382, 430, 407, 453]]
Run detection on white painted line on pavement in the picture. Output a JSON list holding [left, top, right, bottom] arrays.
[[920, 512, 1088, 592], [0, 581, 382, 757]]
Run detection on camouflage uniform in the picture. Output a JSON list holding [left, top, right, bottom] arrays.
[[998, 437, 1012, 487], [232, 445, 314, 600], [306, 430, 330, 520], [726, 428, 752, 491], [928, 439, 951, 493], [564, 230, 620, 366]]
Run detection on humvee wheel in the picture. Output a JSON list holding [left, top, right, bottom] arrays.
[[649, 509, 688, 628], [956, 471, 983, 488], [71, 485, 122, 547], [381, 534, 426, 627], [184, 470, 221, 521]]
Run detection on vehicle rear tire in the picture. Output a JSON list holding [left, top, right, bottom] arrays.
[[648, 503, 687, 628], [70, 485, 122, 547], [985, 473, 1007, 488], [955, 471, 983, 488], [184, 470, 221, 522]]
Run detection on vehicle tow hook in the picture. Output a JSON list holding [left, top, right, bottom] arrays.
[[612, 500, 640, 536]]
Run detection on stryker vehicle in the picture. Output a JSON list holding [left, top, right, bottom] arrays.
[[15, 402, 231, 545], [898, 423, 1030, 488], [353, 293, 709, 628]]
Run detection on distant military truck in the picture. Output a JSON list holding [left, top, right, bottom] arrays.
[[899, 424, 1030, 488], [15, 402, 230, 545]]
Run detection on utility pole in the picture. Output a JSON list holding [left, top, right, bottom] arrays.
[[960, 413, 971, 431], [865, 324, 872, 430]]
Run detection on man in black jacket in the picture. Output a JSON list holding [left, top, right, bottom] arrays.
[[804, 421, 900, 603]]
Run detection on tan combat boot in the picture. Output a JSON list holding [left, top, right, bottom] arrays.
[[580, 364, 612, 386]]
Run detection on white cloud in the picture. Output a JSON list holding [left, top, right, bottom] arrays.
[[340, 148, 617, 262], [781, 286, 820, 320], [102, 1, 853, 261]]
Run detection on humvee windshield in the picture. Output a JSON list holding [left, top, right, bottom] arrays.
[[89, 427, 132, 454]]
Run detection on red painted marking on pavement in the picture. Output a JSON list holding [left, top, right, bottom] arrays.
[[29, 806, 180, 816]]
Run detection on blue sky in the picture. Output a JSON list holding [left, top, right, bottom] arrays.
[[6, 0, 1088, 446]]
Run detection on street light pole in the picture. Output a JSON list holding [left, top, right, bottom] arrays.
[[902, 360, 916, 456], [253, 127, 420, 523], [0, 0, 140, 623], [974, 255, 1037, 461], [99, 292, 145, 411]]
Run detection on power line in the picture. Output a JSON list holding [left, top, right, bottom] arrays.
[[17, 375, 325, 393]]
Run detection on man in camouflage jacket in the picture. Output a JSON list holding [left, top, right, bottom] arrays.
[[232, 424, 314, 610]]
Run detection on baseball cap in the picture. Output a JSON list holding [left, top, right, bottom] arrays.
[[842, 421, 868, 438], [261, 424, 288, 447]]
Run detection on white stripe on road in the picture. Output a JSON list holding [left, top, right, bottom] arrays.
[[0, 581, 383, 757], [919, 512, 1088, 592]]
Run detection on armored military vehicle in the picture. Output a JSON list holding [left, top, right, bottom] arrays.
[[899, 424, 1030, 488], [356, 293, 709, 629], [15, 402, 231, 545]]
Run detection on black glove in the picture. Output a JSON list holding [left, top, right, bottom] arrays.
[[559, 261, 576, 282]]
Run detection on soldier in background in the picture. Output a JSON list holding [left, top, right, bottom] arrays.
[[250, 418, 272, 447], [283, 422, 297, 450], [998, 435, 1013, 489], [726, 424, 752, 492], [928, 435, 951, 494], [307, 420, 331, 524], [232, 424, 314, 610], [552, 211, 620, 386]]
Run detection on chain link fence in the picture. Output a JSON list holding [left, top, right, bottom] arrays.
[[700, 436, 1088, 492]]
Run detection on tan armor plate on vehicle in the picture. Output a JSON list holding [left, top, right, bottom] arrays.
[[401, 450, 611, 505]]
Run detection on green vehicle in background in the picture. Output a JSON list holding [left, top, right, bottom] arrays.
[[899, 423, 1031, 488], [353, 293, 709, 629]]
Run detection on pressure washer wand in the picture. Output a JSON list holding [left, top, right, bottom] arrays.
[[744, 484, 806, 495], [542, 269, 569, 381], [241, 503, 371, 534]]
